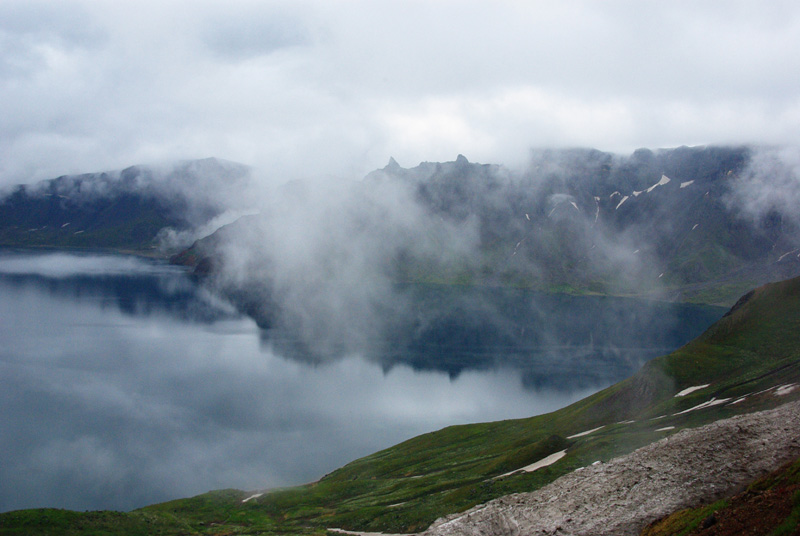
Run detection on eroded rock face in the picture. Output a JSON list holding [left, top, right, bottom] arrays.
[[424, 401, 800, 536]]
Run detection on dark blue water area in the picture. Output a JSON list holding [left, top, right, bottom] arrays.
[[0, 250, 726, 513]]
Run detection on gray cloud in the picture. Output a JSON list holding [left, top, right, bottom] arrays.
[[209, 174, 481, 357], [201, 7, 310, 59], [727, 147, 800, 223], [1, 1, 799, 186]]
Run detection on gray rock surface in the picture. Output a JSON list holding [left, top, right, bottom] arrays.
[[424, 401, 800, 536]]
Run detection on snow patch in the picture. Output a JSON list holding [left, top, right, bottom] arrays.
[[615, 196, 629, 210], [778, 249, 799, 262], [242, 493, 263, 503], [61, 222, 70, 228], [495, 450, 567, 479], [753, 385, 781, 396], [646, 175, 671, 193], [570, 202, 580, 212], [655, 426, 675, 432], [525, 213, 530, 221], [674, 397, 731, 415], [692, 224, 699, 231], [680, 180, 694, 188], [775, 384, 797, 396], [567, 426, 604, 439], [674, 384, 710, 397]]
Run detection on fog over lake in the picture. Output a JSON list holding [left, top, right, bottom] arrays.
[[0, 251, 725, 513]]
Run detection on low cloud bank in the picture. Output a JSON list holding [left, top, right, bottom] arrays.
[[195, 150, 742, 371]]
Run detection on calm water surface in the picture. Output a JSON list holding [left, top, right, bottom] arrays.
[[0, 251, 724, 512]]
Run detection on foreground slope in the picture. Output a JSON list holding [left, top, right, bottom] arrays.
[[425, 400, 800, 536], [2, 275, 799, 535], [642, 454, 800, 536]]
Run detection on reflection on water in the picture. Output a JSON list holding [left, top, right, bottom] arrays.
[[0, 250, 237, 323], [264, 283, 726, 388], [0, 251, 725, 513]]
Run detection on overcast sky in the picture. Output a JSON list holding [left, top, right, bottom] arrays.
[[2, 0, 799, 186]]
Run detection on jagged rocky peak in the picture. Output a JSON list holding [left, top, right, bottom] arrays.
[[385, 156, 402, 171], [455, 154, 469, 165]]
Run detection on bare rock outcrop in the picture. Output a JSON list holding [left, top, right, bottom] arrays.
[[424, 400, 800, 536]]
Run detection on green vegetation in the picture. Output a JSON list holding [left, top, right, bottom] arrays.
[[0, 508, 187, 535], [641, 500, 730, 536], [3, 276, 800, 535], [642, 456, 800, 536], [772, 490, 800, 536]]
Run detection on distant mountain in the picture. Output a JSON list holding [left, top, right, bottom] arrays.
[[174, 146, 800, 323], [5, 147, 798, 303], [363, 146, 800, 303], [0, 158, 250, 253]]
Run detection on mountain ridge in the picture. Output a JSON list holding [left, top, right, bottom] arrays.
[[3, 146, 799, 306], [171, 146, 800, 312], [0, 157, 250, 253]]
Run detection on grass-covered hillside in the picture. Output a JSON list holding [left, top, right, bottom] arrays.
[[2, 276, 799, 535]]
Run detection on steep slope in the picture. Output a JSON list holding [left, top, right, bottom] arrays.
[[424, 401, 800, 536], [3, 275, 797, 535]]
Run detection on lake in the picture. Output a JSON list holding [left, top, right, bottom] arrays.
[[0, 250, 726, 512]]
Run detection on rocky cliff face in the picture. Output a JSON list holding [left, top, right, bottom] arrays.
[[423, 400, 800, 536]]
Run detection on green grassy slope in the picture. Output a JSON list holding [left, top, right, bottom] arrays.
[[2, 277, 800, 536]]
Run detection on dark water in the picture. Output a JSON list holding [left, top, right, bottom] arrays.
[[0, 251, 725, 513]]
